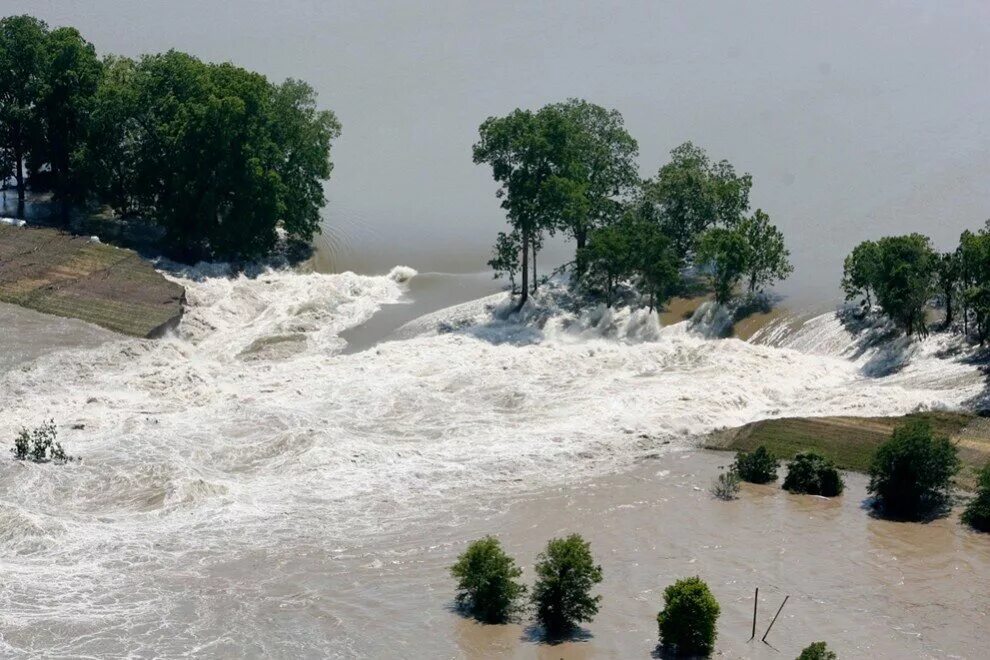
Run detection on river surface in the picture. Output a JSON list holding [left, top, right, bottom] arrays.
[[0, 265, 987, 658]]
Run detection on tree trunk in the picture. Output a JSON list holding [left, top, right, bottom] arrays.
[[14, 142, 25, 203], [531, 242, 538, 293], [517, 232, 529, 311], [944, 288, 954, 328]]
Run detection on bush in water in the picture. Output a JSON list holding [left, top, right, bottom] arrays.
[[796, 641, 837, 660], [656, 576, 720, 656], [733, 446, 778, 484], [783, 452, 845, 497], [10, 420, 75, 464], [868, 420, 959, 520], [531, 534, 603, 636], [710, 469, 740, 500], [961, 463, 990, 532], [450, 536, 526, 623]]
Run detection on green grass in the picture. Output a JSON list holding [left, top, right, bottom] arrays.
[[705, 411, 989, 490]]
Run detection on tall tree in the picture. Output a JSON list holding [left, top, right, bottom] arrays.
[[841, 239, 881, 309], [696, 226, 749, 305], [739, 209, 792, 294], [640, 142, 752, 260], [34, 26, 102, 214], [0, 15, 48, 205]]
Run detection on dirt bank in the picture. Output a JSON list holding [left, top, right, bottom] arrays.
[[0, 224, 183, 337]]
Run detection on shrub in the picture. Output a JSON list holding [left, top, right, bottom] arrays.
[[783, 452, 845, 497], [961, 463, 990, 532], [796, 641, 837, 660], [531, 534, 603, 635], [656, 576, 720, 656], [450, 536, 526, 623], [9, 420, 74, 464], [868, 420, 959, 519], [733, 446, 778, 484], [710, 469, 740, 500]]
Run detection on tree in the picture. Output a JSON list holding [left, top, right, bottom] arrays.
[[935, 250, 960, 329], [868, 420, 960, 520], [450, 536, 527, 623], [696, 226, 749, 305], [733, 446, 778, 484], [740, 209, 792, 294], [641, 142, 752, 260], [580, 221, 632, 307], [656, 576, 720, 656], [474, 108, 557, 308], [841, 240, 880, 309], [0, 15, 49, 204], [961, 463, 990, 532], [872, 234, 936, 336], [782, 452, 844, 497], [796, 641, 837, 660], [531, 534, 603, 636], [546, 99, 639, 255], [626, 211, 681, 311], [957, 225, 990, 342], [710, 469, 740, 500], [488, 230, 521, 293], [34, 26, 102, 214]]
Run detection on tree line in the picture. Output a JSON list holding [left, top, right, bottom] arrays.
[[0, 15, 340, 260], [842, 222, 990, 340], [473, 100, 793, 311]]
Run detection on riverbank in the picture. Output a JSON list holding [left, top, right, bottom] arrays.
[[704, 411, 990, 489], [0, 224, 184, 337]]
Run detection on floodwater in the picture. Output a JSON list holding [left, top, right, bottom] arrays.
[[0, 264, 987, 658]]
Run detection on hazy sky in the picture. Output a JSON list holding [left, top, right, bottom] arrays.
[[7, 0, 990, 296]]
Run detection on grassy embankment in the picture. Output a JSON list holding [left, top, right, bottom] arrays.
[[0, 224, 184, 337], [705, 411, 990, 490]]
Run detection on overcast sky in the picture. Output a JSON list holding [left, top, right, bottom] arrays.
[[7, 0, 990, 295]]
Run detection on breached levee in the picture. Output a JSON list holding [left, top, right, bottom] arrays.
[[0, 224, 184, 337]]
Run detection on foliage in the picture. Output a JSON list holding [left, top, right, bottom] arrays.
[[696, 226, 750, 305], [0, 15, 49, 199], [961, 463, 990, 532], [782, 452, 844, 497], [733, 446, 778, 484], [841, 235, 935, 335], [531, 534, 603, 635], [640, 141, 752, 260], [10, 420, 74, 464], [656, 576, 720, 656], [740, 209, 793, 294], [796, 641, 837, 660], [868, 420, 959, 519], [488, 231, 521, 293], [450, 536, 527, 623], [710, 469, 740, 500], [581, 221, 632, 306]]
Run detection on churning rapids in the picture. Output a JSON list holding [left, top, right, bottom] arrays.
[[0, 266, 985, 657]]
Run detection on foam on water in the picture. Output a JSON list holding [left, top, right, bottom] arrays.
[[0, 266, 984, 654]]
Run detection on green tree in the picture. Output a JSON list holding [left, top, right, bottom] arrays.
[[488, 230, 521, 293], [696, 226, 749, 305], [841, 240, 880, 309], [796, 641, 837, 660], [34, 26, 102, 213], [961, 463, 990, 532], [782, 452, 844, 497], [531, 534, 603, 636], [934, 250, 960, 329], [0, 15, 49, 204], [656, 576, 720, 656], [547, 99, 639, 255], [957, 226, 990, 342], [581, 221, 632, 307], [733, 446, 778, 484], [868, 420, 960, 520], [872, 234, 936, 336], [740, 209, 792, 294], [450, 536, 527, 623], [641, 142, 752, 260]]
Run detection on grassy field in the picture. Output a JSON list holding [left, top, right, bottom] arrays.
[[0, 224, 184, 337], [705, 411, 990, 490]]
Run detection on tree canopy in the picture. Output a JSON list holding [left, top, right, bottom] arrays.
[[0, 15, 340, 261]]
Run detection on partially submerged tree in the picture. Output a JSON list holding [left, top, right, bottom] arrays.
[[782, 452, 844, 497], [696, 227, 749, 305], [656, 576, 720, 656], [733, 446, 778, 484], [740, 209, 793, 294], [531, 534, 603, 636], [961, 462, 990, 532], [450, 536, 527, 623], [796, 641, 837, 660], [868, 420, 959, 520]]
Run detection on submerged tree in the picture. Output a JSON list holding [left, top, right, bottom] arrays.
[[450, 536, 527, 623], [531, 534, 603, 636]]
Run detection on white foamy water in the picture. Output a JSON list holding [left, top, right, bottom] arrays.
[[0, 267, 984, 656]]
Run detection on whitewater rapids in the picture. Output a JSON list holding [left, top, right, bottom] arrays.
[[0, 266, 983, 656]]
